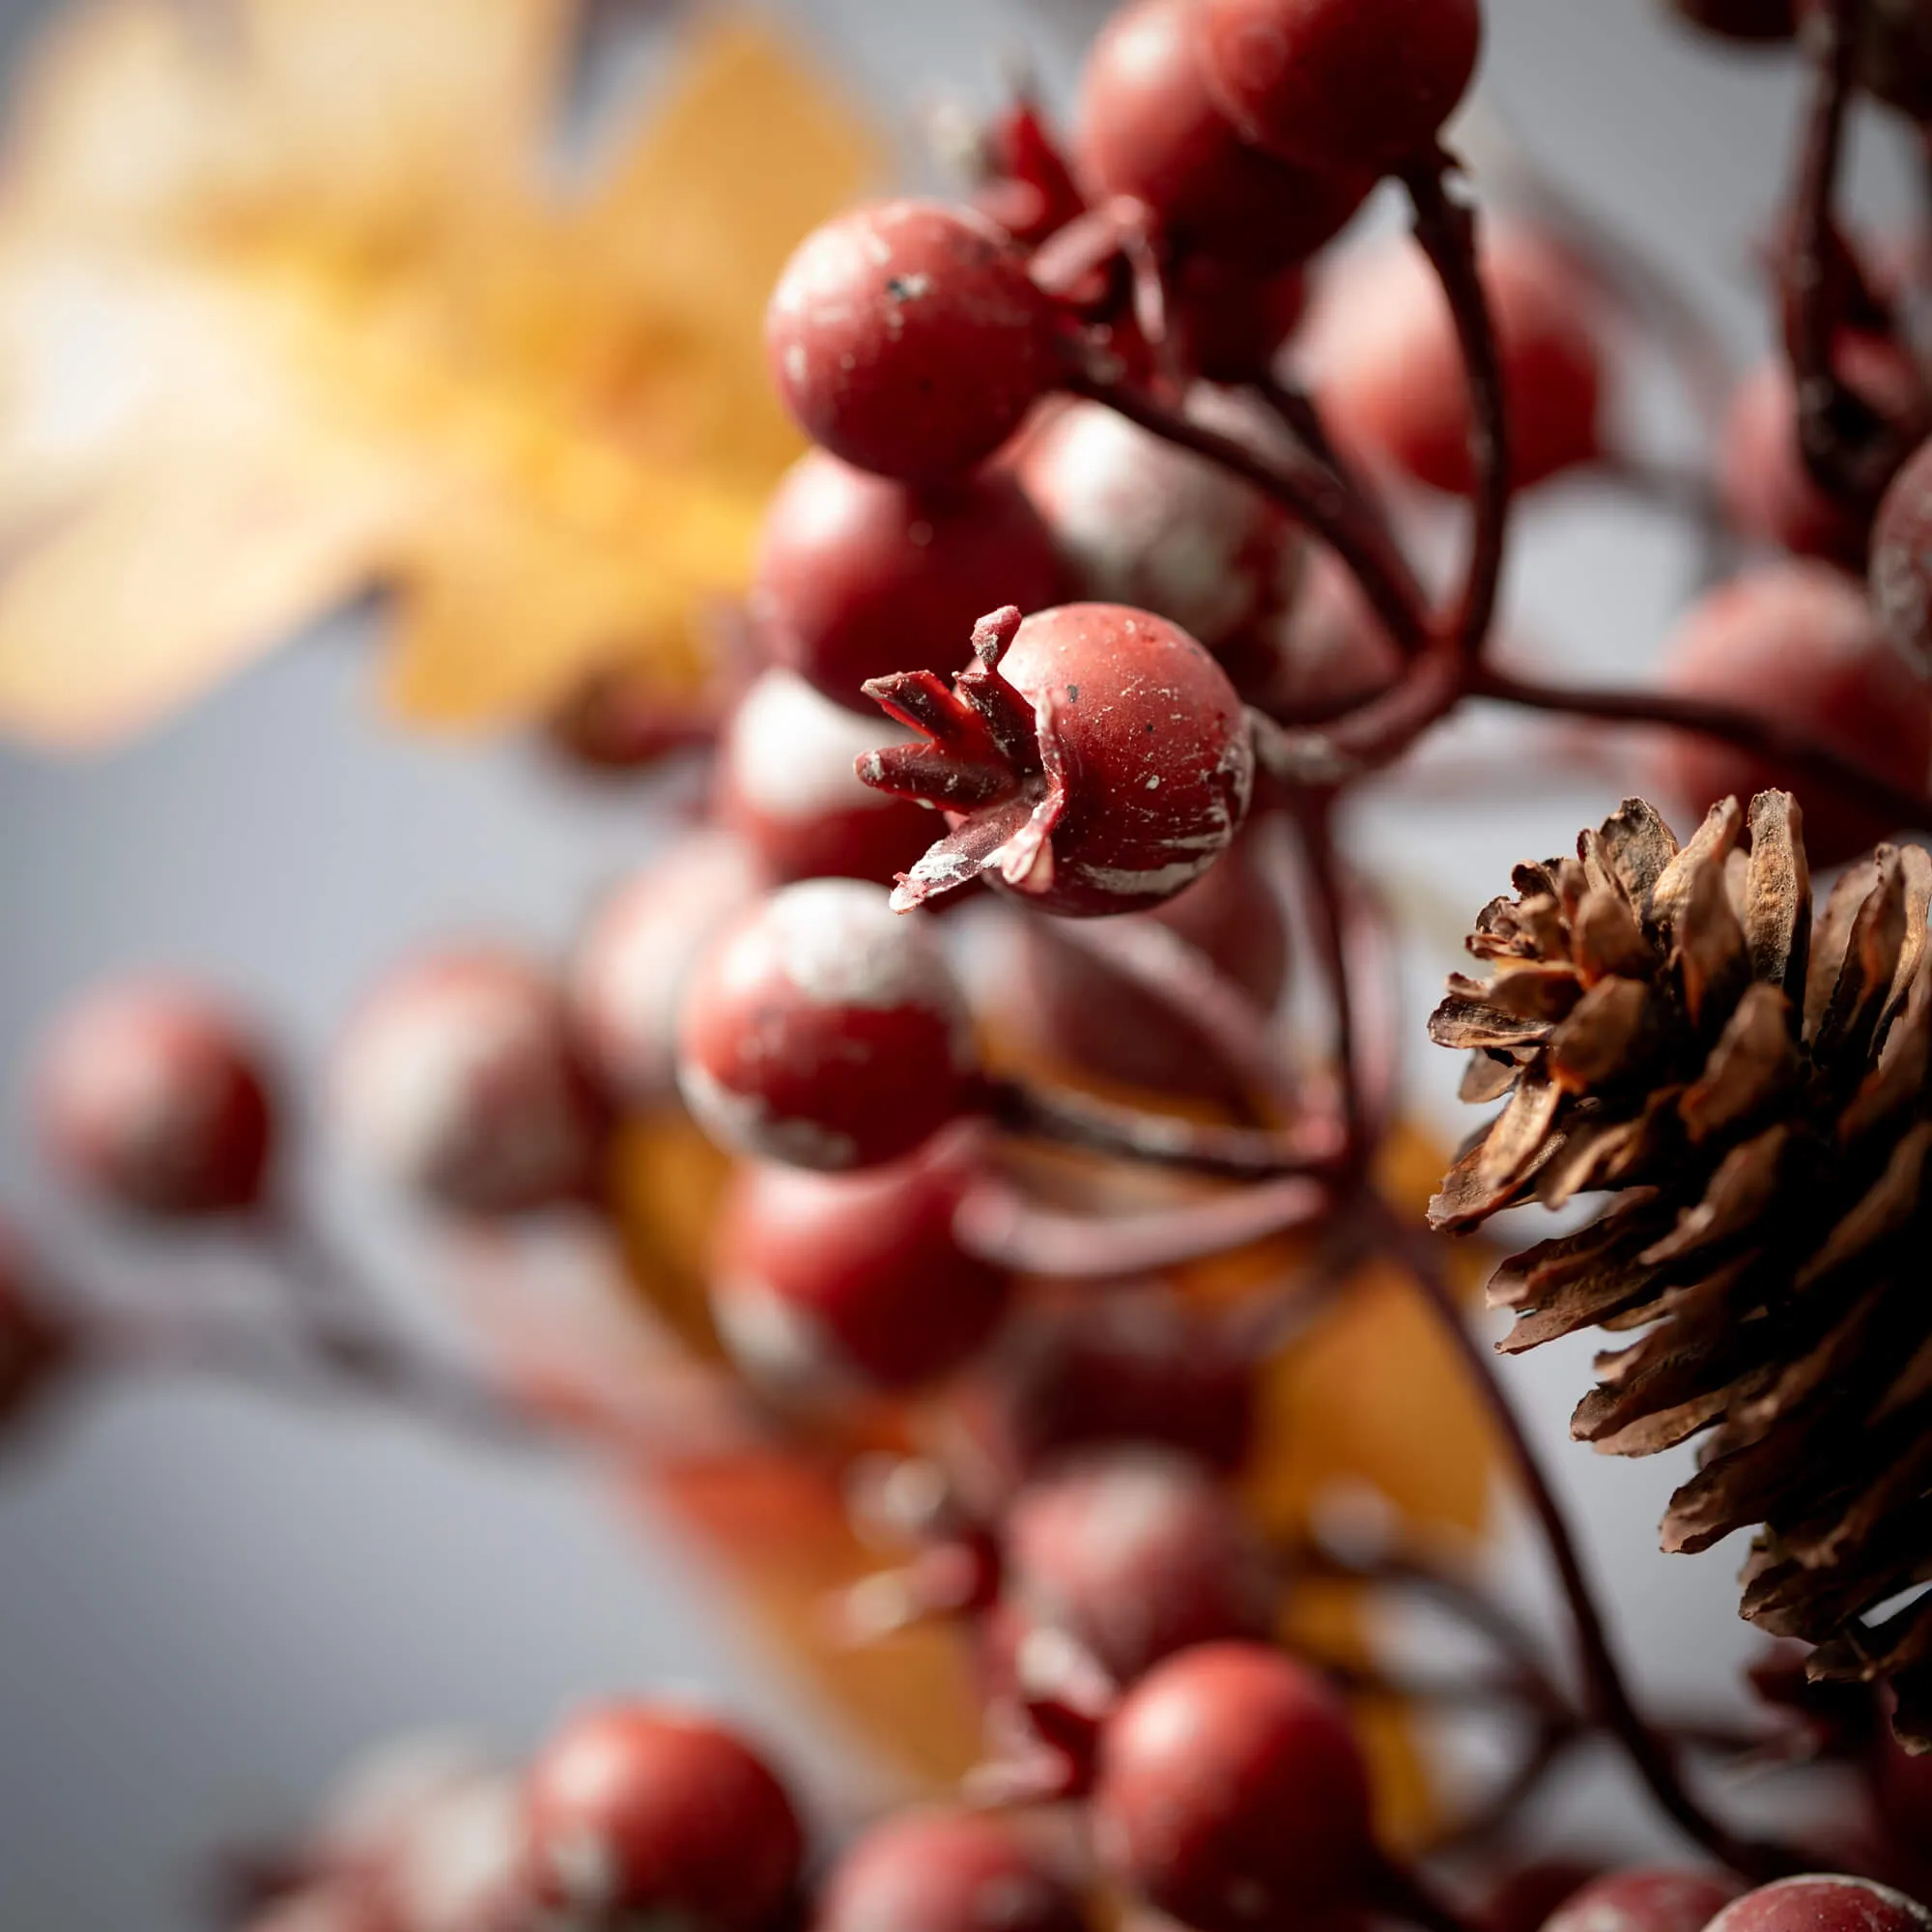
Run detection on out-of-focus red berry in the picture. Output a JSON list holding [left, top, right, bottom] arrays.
[[676, 879, 977, 1171], [333, 952, 607, 1217], [1092, 1642, 1375, 1932], [35, 980, 277, 1218], [710, 1146, 1010, 1397], [1313, 226, 1605, 497], [1665, 0, 1797, 40], [1542, 1869, 1747, 1932], [521, 1704, 803, 1932], [1650, 562, 1932, 867], [1198, 0, 1482, 174], [1719, 338, 1923, 568], [768, 201, 1058, 483], [1262, 549, 1406, 724], [1002, 1448, 1275, 1685], [815, 1810, 1088, 1932], [1169, 255, 1309, 384], [753, 450, 1062, 710], [541, 667, 711, 774], [1073, 0, 1372, 270], [570, 832, 766, 1113], [1797, 0, 1932, 120], [1871, 434, 1932, 673], [0, 1225, 71, 1439], [1705, 1877, 1932, 1932], [1474, 1862, 1605, 1932]]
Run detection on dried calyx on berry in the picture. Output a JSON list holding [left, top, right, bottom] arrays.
[[856, 604, 1254, 918], [1430, 791, 1932, 1746]]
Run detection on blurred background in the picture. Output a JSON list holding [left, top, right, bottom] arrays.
[[0, 0, 1919, 1922]]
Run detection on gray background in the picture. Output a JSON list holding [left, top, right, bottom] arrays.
[[0, 1, 1917, 1923]]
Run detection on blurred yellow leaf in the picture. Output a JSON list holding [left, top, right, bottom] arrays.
[[0, 0, 878, 744]]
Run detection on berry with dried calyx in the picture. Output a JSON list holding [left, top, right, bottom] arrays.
[[1871, 434, 1932, 673], [1073, 0, 1373, 270], [1542, 1870, 1747, 1932], [1313, 225, 1605, 497], [710, 1145, 1010, 1398], [35, 980, 277, 1219], [1198, 0, 1483, 174], [1002, 1448, 1275, 1686], [1705, 1879, 1932, 1932], [521, 1703, 803, 1932], [717, 668, 938, 890], [676, 878, 977, 1171], [752, 449, 1062, 710], [333, 952, 607, 1217], [815, 1809, 1088, 1932], [1092, 1642, 1375, 1932], [858, 605, 1254, 918], [1664, 0, 1796, 40], [1650, 562, 1932, 867], [768, 200, 1059, 483]]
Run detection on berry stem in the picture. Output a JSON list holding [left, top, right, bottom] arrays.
[[1368, 1196, 1805, 1881], [1294, 792, 1366, 1166], [1368, 1849, 1482, 1932]]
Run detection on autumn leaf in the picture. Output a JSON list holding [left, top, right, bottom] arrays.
[[0, 0, 878, 745]]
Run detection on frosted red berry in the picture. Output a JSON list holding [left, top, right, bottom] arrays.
[[1871, 434, 1932, 673], [1705, 1878, 1932, 1932], [1543, 1870, 1747, 1932], [521, 1704, 803, 1932], [1651, 562, 1932, 867], [35, 980, 277, 1218], [1665, 0, 1796, 39], [860, 604, 1254, 918], [676, 878, 977, 1171], [768, 200, 1058, 483], [1092, 1642, 1375, 1932], [1314, 226, 1605, 497], [333, 952, 607, 1216], [1073, 0, 1372, 270], [1198, 0, 1483, 174], [1002, 1449, 1275, 1686], [753, 449, 1062, 710], [815, 1810, 1087, 1932], [710, 1145, 1010, 1397]]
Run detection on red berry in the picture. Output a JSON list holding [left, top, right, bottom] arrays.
[[1650, 562, 1932, 867], [753, 450, 1062, 710], [1314, 226, 1605, 497], [1016, 397, 1305, 662], [35, 980, 276, 1218], [1264, 549, 1406, 724], [1665, 0, 1796, 39], [1719, 338, 1922, 568], [333, 952, 607, 1216], [521, 1704, 803, 1932], [1871, 434, 1932, 673], [1542, 1870, 1747, 1932], [1197, 0, 1483, 174], [570, 831, 767, 1112], [1706, 1878, 1932, 1932], [710, 1145, 1010, 1396], [1092, 1642, 1375, 1932], [542, 667, 709, 774], [1475, 1863, 1606, 1932], [1169, 255, 1311, 384], [677, 878, 977, 1170], [861, 605, 1255, 918], [1074, 0, 1372, 270], [768, 200, 1058, 483], [1002, 1449, 1275, 1685], [815, 1810, 1087, 1932]]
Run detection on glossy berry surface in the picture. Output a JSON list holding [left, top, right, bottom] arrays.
[[1198, 0, 1483, 174], [1543, 1869, 1747, 1932], [861, 604, 1254, 918], [1705, 1878, 1932, 1932], [768, 200, 1057, 483], [710, 1146, 1010, 1396], [1666, 0, 1797, 39], [35, 980, 276, 1218], [676, 877, 976, 1170], [1315, 226, 1604, 497], [815, 1810, 1087, 1932], [521, 1704, 803, 1932], [717, 668, 937, 890], [1091, 1642, 1374, 1932], [1074, 0, 1372, 269], [753, 450, 1062, 710], [1871, 434, 1932, 673], [1002, 1448, 1274, 1686], [1651, 562, 1932, 867], [333, 952, 606, 1217]]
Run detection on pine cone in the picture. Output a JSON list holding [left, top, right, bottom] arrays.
[[1428, 790, 1932, 1748]]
